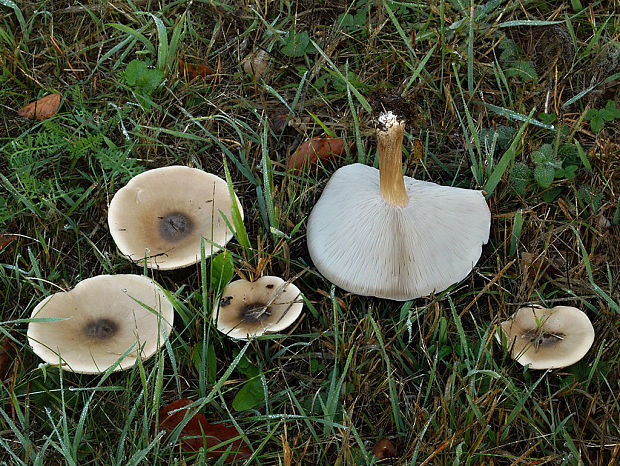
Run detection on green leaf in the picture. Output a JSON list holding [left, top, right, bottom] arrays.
[[232, 377, 264, 411], [563, 164, 578, 179], [510, 162, 532, 196], [599, 108, 615, 122], [541, 186, 563, 202], [605, 100, 618, 113], [482, 108, 534, 196], [531, 150, 548, 165], [534, 163, 555, 188], [589, 114, 604, 133], [210, 250, 234, 294], [222, 157, 250, 250], [124, 59, 145, 86], [584, 108, 599, 120], [206, 343, 217, 383], [281, 31, 313, 57], [537, 112, 556, 124], [140, 69, 164, 94], [124, 60, 163, 95], [504, 60, 538, 81]]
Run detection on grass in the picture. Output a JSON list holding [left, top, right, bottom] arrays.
[[1, 0, 619, 464]]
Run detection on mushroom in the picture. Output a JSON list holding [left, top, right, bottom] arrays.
[[27, 274, 174, 373], [213, 276, 303, 340], [496, 305, 595, 369], [108, 166, 243, 270], [306, 96, 491, 301]]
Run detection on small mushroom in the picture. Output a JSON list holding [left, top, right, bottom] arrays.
[[108, 166, 243, 270], [306, 99, 491, 300], [242, 49, 269, 80], [213, 276, 303, 340], [27, 274, 174, 373], [496, 305, 595, 369]]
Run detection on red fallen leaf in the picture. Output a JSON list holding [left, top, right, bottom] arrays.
[[17, 93, 61, 120], [0, 235, 17, 250], [372, 438, 397, 459], [158, 399, 251, 462], [287, 137, 354, 174], [0, 331, 16, 381], [179, 60, 214, 79]]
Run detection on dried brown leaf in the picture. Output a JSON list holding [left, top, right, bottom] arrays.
[[17, 93, 61, 120], [179, 60, 214, 79], [287, 137, 354, 174]]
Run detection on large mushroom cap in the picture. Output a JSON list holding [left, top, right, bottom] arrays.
[[306, 163, 490, 301], [108, 166, 243, 270], [27, 274, 174, 373], [213, 276, 303, 340], [496, 305, 595, 369]]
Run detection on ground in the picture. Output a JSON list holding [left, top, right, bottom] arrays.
[[0, 0, 619, 464]]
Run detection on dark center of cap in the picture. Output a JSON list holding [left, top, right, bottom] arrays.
[[241, 302, 272, 323], [84, 318, 118, 339], [158, 212, 193, 242], [523, 329, 565, 350]]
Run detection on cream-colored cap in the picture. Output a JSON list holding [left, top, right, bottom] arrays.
[[306, 163, 491, 301], [27, 274, 174, 373], [108, 166, 243, 270], [213, 276, 303, 340], [496, 305, 595, 369]]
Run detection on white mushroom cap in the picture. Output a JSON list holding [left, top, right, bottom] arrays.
[[496, 305, 595, 369], [27, 274, 174, 373], [108, 166, 243, 270], [306, 163, 490, 300], [213, 276, 303, 340]]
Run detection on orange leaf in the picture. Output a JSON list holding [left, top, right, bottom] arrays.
[[0, 235, 17, 250], [287, 137, 354, 174], [178, 60, 214, 79], [158, 399, 252, 462], [17, 93, 61, 120]]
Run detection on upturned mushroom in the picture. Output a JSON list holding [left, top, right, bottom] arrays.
[[306, 95, 491, 301], [213, 276, 303, 340], [496, 305, 595, 369], [108, 166, 243, 270], [27, 274, 174, 373]]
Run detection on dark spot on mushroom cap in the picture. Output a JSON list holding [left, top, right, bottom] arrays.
[[265, 284, 274, 289], [522, 329, 565, 350], [220, 296, 233, 306], [240, 302, 271, 323], [158, 212, 193, 242], [84, 318, 118, 339]]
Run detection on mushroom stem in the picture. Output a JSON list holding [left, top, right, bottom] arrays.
[[377, 112, 408, 207]]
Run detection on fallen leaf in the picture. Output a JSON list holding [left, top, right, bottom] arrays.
[[0, 331, 16, 381], [287, 137, 354, 174], [372, 438, 397, 459], [17, 93, 61, 120], [0, 235, 17, 250], [179, 60, 214, 79], [158, 399, 252, 462], [410, 137, 424, 162]]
